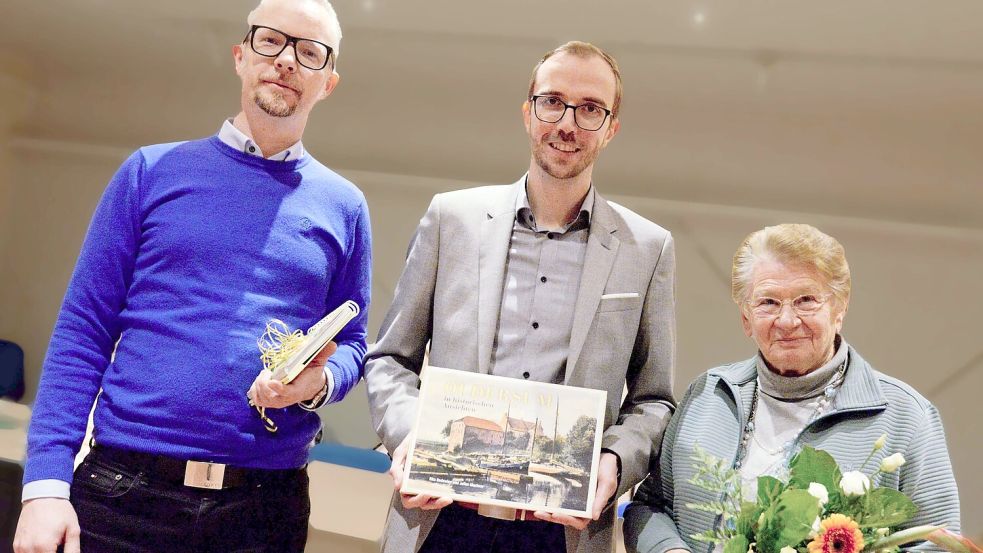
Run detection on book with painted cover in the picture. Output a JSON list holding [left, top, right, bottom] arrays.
[[401, 366, 607, 518], [271, 300, 360, 384]]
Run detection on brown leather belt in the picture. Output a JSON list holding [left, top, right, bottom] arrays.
[[457, 501, 542, 521]]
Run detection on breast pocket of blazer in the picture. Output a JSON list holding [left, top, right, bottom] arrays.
[[598, 292, 642, 313]]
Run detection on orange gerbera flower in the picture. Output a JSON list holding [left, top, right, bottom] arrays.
[[807, 514, 865, 553]]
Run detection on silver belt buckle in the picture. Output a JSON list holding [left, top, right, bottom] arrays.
[[183, 461, 226, 489], [477, 504, 518, 521]]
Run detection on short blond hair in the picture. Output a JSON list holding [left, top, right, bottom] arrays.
[[731, 224, 851, 307], [527, 41, 623, 119], [248, 0, 343, 58]]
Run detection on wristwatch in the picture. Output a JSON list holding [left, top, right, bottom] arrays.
[[299, 369, 330, 411]]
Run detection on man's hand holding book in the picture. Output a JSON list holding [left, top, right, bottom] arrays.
[[248, 342, 337, 410], [247, 300, 360, 432]]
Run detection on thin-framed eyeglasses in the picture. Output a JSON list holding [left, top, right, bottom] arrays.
[[745, 293, 833, 318], [530, 95, 612, 131], [243, 25, 333, 71]]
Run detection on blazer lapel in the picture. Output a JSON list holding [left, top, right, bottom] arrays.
[[477, 180, 522, 374], [565, 192, 619, 383]]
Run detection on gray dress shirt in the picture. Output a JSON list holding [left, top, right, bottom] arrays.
[[490, 184, 595, 384]]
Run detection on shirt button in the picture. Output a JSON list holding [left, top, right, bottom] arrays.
[[547, 232, 556, 240], [532, 322, 539, 329], [522, 372, 530, 379], [248, 146, 256, 153], [540, 276, 547, 283]]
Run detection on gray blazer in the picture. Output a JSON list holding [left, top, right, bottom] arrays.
[[623, 345, 962, 553], [364, 179, 677, 553]]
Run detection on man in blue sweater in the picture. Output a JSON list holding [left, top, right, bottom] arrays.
[[13, 0, 371, 551]]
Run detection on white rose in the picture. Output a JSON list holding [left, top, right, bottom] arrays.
[[874, 434, 887, 451], [880, 453, 906, 473], [808, 516, 821, 539], [780, 547, 797, 553], [807, 482, 829, 506], [840, 471, 871, 496]]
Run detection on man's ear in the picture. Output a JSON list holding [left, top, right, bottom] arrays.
[[319, 71, 340, 101], [522, 100, 531, 129], [601, 117, 620, 148], [232, 44, 245, 75]]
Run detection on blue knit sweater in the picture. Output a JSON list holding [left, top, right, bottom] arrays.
[[24, 136, 372, 485]]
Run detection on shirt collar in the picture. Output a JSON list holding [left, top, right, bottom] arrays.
[[515, 180, 594, 232], [218, 119, 305, 161]]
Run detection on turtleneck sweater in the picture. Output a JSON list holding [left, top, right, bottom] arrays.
[[739, 336, 849, 497]]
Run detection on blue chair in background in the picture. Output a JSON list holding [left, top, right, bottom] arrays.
[[306, 442, 394, 548], [308, 441, 391, 473], [0, 340, 24, 401]]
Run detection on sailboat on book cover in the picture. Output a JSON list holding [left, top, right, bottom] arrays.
[[401, 367, 606, 518]]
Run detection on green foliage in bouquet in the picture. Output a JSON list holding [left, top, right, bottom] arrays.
[[685, 438, 978, 553]]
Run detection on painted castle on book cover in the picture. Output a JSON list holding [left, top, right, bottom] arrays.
[[402, 367, 606, 517]]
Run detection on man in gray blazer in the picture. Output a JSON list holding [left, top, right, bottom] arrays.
[[364, 41, 677, 553]]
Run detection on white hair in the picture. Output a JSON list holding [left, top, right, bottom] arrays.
[[731, 223, 851, 307]]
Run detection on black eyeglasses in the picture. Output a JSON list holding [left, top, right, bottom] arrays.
[[243, 25, 333, 71], [530, 95, 612, 131]]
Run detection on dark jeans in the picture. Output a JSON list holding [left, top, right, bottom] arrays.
[[419, 503, 566, 553], [0, 460, 23, 553], [69, 447, 309, 553]]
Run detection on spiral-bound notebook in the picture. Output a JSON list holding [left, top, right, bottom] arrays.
[[272, 300, 360, 384]]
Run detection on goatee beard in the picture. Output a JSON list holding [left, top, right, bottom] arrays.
[[254, 92, 297, 118]]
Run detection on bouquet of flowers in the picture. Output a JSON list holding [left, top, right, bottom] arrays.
[[688, 436, 980, 553]]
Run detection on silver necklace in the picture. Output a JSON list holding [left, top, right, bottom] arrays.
[[734, 359, 847, 470]]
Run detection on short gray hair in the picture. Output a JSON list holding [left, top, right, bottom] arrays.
[[731, 223, 851, 307]]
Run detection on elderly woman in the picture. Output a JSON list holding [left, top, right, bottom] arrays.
[[623, 224, 961, 553]]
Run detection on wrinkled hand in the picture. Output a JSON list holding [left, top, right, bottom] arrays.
[[248, 342, 337, 409], [389, 435, 452, 511], [533, 451, 619, 530], [14, 497, 80, 553]]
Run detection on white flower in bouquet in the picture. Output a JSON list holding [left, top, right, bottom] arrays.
[[880, 452, 906, 473], [687, 443, 983, 553], [873, 433, 887, 451], [839, 471, 870, 497], [807, 482, 829, 506], [809, 516, 822, 539]]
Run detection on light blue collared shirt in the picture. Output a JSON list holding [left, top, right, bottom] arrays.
[[217, 119, 305, 161]]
